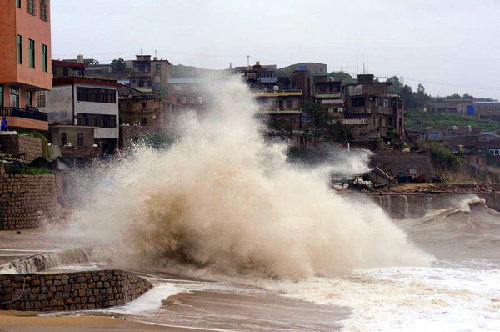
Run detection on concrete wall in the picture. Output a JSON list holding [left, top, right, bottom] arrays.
[[370, 152, 435, 179], [370, 191, 500, 219], [0, 270, 152, 311], [41, 85, 73, 125], [0, 134, 43, 162], [0, 174, 60, 230]]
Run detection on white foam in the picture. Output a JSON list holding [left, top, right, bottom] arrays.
[[264, 261, 500, 331], [105, 283, 183, 314]]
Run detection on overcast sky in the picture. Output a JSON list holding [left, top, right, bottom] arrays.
[[52, 0, 500, 99]]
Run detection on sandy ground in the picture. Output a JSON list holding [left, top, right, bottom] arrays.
[[0, 311, 208, 331]]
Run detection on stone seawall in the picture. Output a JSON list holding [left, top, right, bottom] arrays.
[[368, 192, 500, 219], [0, 270, 152, 311], [0, 135, 43, 163], [0, 174, 60, 230]]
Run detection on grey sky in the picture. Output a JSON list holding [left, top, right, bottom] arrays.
[[52, 0, 500, 99]]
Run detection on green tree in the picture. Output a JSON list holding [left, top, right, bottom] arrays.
[[302, 102, 332, 128], [111, 58, 127, 72]]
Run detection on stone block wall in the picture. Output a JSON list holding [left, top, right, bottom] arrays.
[[0, 135, 43, 163], [0, 174, 60, 230], [0, 270, 152, 311]]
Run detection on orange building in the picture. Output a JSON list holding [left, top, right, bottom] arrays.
[[0, 0, 52, 131]]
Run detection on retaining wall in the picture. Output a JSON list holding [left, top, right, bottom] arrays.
[[0, 270, 152, 311], [370, 152, 435, 180], [0, 135, 43, 163], [0, 174, 60, 230]]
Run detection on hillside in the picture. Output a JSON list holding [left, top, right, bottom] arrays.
[[405, 109, 500, 132]]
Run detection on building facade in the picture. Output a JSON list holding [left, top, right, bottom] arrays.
[[0, 0, 52, 131], [129, 55, 170, 95], [40, 63, 121, 154], [344, 74, 404, 140], [254, 90, 303, 130], [312, 76, 344, 119], [118, 85, 177, 148]]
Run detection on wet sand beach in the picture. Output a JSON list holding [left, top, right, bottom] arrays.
[[0, 311, 208, 331]]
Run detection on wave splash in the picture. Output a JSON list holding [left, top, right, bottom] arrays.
[[68, 77, 431, 278]]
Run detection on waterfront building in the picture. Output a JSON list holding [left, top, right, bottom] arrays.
[[0, 0, 52, 132], [312, 76, 344, 119], [344, 74, 404, 140], [40, 61, 121, 156], [254, 90, 303, 130], [118, 85, 178, 148]]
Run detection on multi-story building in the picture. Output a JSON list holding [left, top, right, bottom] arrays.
[[166, 78, 210, 118], [344, 74, 404, 140], [129, 55, 170, 95], [40, 61, 121, 155], [0, 0, 51, 132], [312, 76, 344, 119], [118, 85, 178, 148], [254, 90, 303, 130]]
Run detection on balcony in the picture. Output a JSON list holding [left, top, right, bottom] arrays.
[[0, 107, 48, 121], [0, 107, 48, 131]]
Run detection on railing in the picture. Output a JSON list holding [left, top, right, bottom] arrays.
[[0, 107, 48, 121]]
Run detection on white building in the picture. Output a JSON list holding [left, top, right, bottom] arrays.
[[40, 76, 120, 153]]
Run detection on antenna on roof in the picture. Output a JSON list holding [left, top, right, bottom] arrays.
[[362, 54, 366, 74], [247, 55, 250, 69]]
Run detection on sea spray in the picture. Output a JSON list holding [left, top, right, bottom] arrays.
[[67, 76, 431, 278]]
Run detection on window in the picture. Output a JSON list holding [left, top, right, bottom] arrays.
[[41, 44, 48, 72], [16, 35, 22, 64], [27, 0, 36, 15], [141, 103, 147, 109], [37, 91, 46, 108], [77, 133, 84, 147], [286, 100, 293, 109], [16, 0, 21, 8], [61, 133, 67, 146], [352, 97, 365, 107], [40, 0, 47, 21], [76, 113, 117, 128], [26, 91, 32, 106], [174, 85, 182, 91], [77, 87, 116, 103], [28, 39, 35, 68], [138, 80, 144, 87], [62, 68, 68, 76], [156, 64, 161, 71], [10, 87, 19, 108], [0, 86, 3, 108], [278, 100, 283, 110]]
